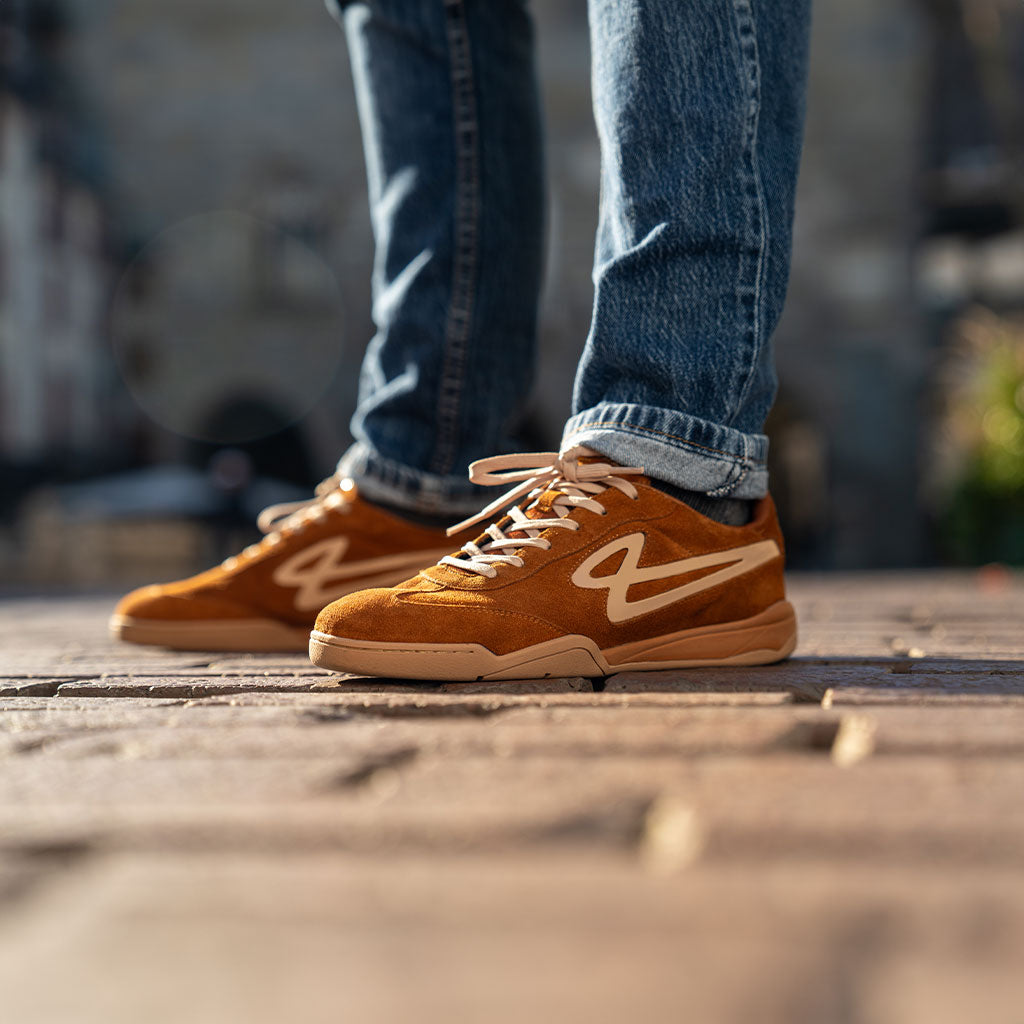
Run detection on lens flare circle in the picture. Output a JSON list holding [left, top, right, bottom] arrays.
[[110, 210, 347, 445]]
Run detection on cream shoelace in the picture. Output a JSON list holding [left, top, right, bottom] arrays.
[[221, 474, 352, 569], [439, 447, 644, 578]]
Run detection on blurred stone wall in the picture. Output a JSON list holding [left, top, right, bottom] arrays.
[[0, 82, 112, 466], [776, 0, 928, 567], [58, 0, 933, 567]]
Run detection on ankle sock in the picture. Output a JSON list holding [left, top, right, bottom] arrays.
[[649, 478, 754, 526]]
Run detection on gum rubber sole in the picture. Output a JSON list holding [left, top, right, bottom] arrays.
[[308, 600, 798, 681], [110, 614, 311, 653]]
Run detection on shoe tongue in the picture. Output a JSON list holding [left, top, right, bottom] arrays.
[[526, 489, 564, 516], [502, 488, 566, 539]]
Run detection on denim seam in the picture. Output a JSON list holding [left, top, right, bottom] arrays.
[[340, 442, 484, 512], [727, 0, 767, 428], [430, 0, 481, 478], [563, 418, 761, 468], [708, 435, 751, 497]]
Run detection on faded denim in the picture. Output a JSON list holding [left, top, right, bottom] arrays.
[[331, 0, 810, 512]]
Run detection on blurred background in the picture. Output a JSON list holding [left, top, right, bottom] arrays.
[[1, 0, 1023, 590]]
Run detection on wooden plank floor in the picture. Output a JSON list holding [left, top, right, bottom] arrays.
[[1, 572, 1022, 1024]]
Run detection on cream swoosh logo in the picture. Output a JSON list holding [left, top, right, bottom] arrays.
[[272, 537, 449, 612], [571, 534, 780, 624]]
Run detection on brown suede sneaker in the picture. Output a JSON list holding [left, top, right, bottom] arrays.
[[309, 449, 797, 680], [110, 477, 474, 652]]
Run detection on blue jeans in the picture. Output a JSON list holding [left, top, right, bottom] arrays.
[[330, 0, 810, 514]]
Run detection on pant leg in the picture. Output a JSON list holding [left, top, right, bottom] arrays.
[[563, 0, 811, 499], [331, 0, 544, 515]]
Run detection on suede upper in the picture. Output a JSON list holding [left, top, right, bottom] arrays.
[[114, 481, 476, 628], [314, 478, 787, 655]]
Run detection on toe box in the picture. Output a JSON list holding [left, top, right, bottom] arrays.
[[313, 586, 561, 656], [114, 582, 258, 623]]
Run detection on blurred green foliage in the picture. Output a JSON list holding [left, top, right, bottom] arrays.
[[939, 311, 1024, 564]]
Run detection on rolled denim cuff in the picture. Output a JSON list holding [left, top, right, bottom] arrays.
[[561, 402, 769, 500], [336, 441, 487, 517]]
